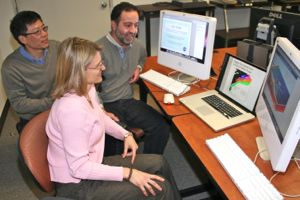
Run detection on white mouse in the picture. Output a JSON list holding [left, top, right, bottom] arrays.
[[163, 93, 175, 104]]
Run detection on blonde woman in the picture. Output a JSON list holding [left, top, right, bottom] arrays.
[[46, 37, 181, 200]]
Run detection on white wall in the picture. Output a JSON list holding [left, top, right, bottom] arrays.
[[0, 1, 19, 115]]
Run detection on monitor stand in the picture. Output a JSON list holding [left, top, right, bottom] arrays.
[[293, 141, 300, 159], [171, 67, 217, 82], [256, 136, 300, 161], [255, 136, 270, 161], [170, 73, 198, 83]]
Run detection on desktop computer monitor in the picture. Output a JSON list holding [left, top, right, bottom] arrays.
[[249, 8, 300, 50], [256, 37, 300, 172], [157, 10, 217, 81]]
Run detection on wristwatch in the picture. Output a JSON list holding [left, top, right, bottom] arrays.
[[124, 133, 133, 139], [137, 65, 143, 72]]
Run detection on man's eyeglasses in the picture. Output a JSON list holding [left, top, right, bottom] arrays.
[[22, 26, 48, 36]]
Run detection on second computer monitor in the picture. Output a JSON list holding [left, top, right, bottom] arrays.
[[256, 37, 300, 172], [250, 8, 300, 50], [157, 10, 217, 81]]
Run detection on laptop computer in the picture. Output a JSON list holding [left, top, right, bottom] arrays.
[[179, 53, 267, 132]]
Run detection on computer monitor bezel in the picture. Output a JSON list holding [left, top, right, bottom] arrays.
[[256, 37, 300, 172], [157, 10, 217, 81]]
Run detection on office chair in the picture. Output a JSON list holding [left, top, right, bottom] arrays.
[[18, 109, 74, 200]]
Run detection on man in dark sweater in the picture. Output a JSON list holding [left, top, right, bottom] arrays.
[[95, 2, 170, 154], [1, 11, 60, 132]]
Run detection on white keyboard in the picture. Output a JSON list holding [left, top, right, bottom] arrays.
[[206, 133, 283, 200], [140, 69, 190, 96]]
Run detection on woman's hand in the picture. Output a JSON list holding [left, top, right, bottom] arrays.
[[122, 134, 138, 164], [124, 168, 165, 196]]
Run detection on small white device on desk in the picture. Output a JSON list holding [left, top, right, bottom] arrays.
[[163, 94, 175, 104]]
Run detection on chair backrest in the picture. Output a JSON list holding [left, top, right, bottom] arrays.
[[18, 109, 54, 193]]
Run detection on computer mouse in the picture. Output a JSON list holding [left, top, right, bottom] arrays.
[[163, 93, 175, 104]]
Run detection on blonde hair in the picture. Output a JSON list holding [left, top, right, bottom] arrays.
[[52, 37, 103, 99]]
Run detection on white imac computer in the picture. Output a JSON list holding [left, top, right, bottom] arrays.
[[256, 37, 300, 172], [157, 10, 217, 81]]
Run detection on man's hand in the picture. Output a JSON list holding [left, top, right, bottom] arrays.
[[102, 108, 119, 122], [105, 112, 119, 122], [129, 68, 140, 83], [122, 134, 138, 164]]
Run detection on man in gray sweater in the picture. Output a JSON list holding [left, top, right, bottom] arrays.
[[95, 2, 170, 154], [1, 11, 60, 133]]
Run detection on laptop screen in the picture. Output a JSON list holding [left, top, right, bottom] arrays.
[[216, 53, 267, 113]]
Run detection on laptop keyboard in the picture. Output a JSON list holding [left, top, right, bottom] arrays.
[[202, 95, 243, 118]]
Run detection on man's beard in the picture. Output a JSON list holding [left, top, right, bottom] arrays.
[[116, 27, 136, 45]]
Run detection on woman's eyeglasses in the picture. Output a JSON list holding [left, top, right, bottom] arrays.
[[87, 61, 105, 70]]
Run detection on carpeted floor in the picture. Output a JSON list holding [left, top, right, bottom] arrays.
[[0, 83, 216, 200]]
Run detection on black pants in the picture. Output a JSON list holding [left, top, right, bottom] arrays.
[[16, 118, 30, 134], [103, 98, 170, 155], [104, 121, 137, 156]]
